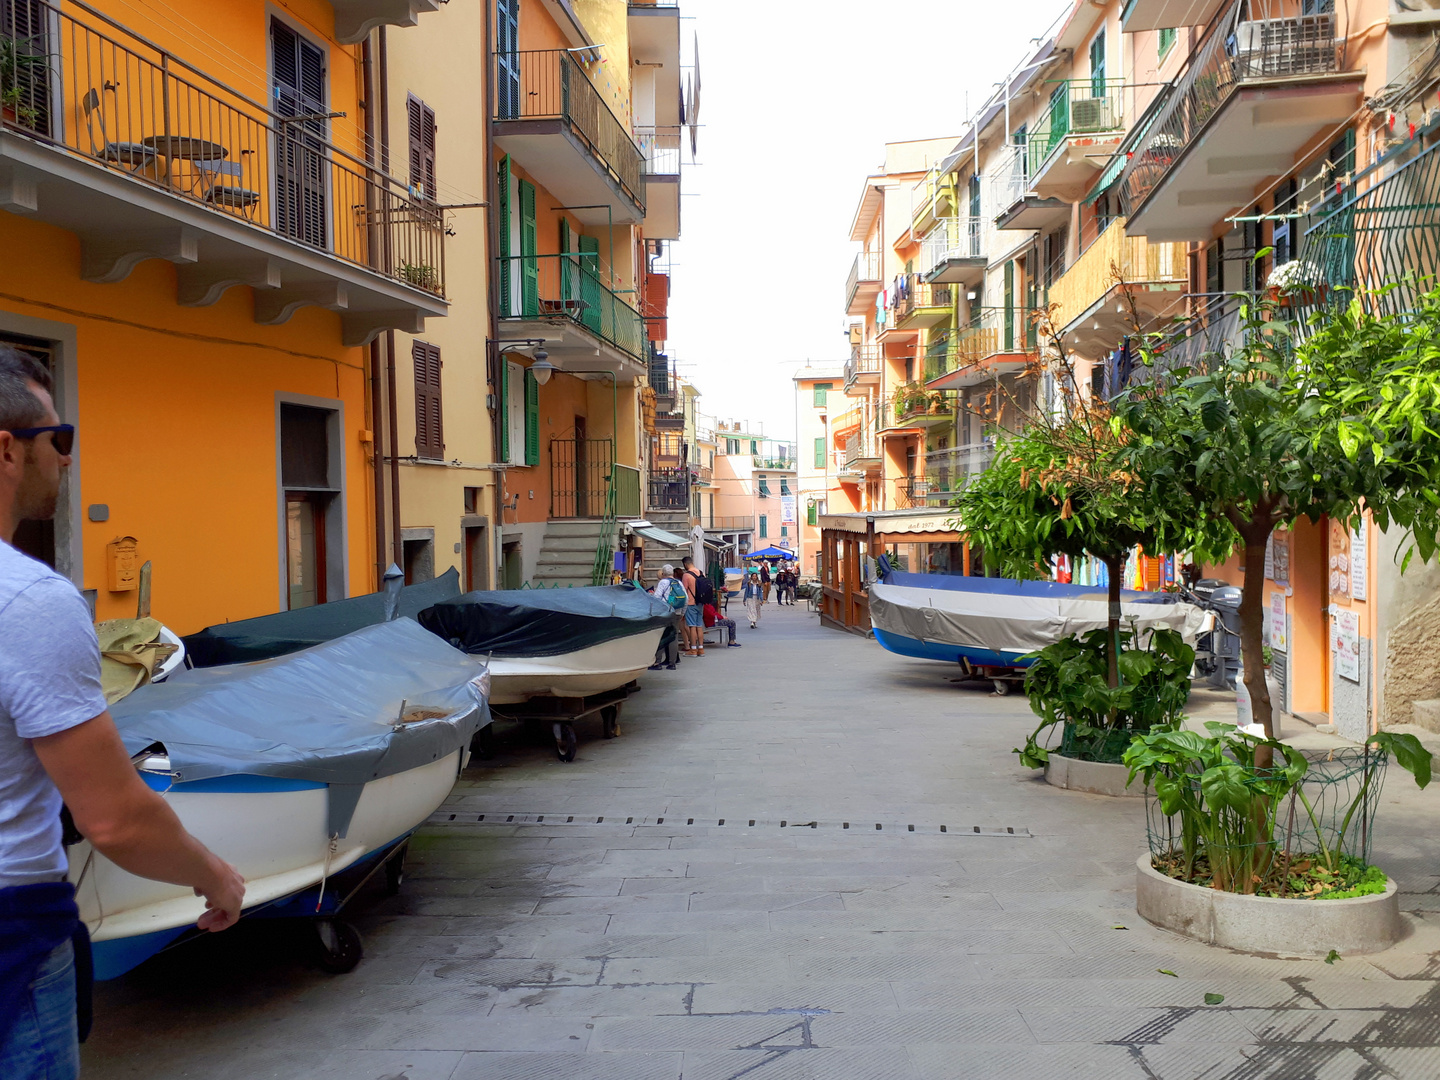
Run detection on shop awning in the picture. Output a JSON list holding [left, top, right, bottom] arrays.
[[629, 522, 690, 546], [818, 508, 962, 542]]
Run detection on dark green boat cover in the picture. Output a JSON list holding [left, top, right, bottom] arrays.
[[183, 569, 463, 667], [418, 583, 672, 659]]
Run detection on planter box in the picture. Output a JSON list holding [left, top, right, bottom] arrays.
[[1044, 754, 1144, 798], [1134, 853, 1400, 956]]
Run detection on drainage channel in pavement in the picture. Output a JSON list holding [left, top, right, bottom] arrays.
[[425, 811, 1032, 837]]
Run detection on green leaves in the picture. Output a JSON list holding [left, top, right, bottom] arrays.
[[1369, 732, 1433, 789], [1199, 763, 1253, 815], [1204, 993, 1226, 1005]]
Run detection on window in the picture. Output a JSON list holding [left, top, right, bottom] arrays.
[[780, 479, 791, 496], [758, 474, 770, 498], [759, 515, 768, 539], [407, 94, 436, 201], [271, 19, 328, 248], [780, 526, 788, 537], [807, 503, 818, 527], [496, 0, 520, 116], [280, 403, 340, 610], [1089, 30, 1106, 97], [1158, 28, 1176, 59], [814, 437, 825, 468], [498, 358, 538, 465], [813, 382, 832, 408], [412, 341, 443, 460]]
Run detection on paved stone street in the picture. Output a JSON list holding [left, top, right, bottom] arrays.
[[84, 604, 1440, 1079]]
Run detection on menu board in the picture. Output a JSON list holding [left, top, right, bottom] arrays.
[[1329, 519, 1351, 599], [1334, 609, 1361, 682], [1350, 525, 1367, 602], [1265, 529, 1290, 585], [1270, 590, 1288, 652]]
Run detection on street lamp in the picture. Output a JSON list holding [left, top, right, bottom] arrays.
[[530, 348, 553, 385]]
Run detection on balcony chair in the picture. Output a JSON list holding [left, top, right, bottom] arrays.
[[81, 88, 156, 171], [195, 159, 260, 218]]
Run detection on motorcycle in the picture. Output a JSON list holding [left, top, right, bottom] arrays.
[[1178, 568, 1243, 690]]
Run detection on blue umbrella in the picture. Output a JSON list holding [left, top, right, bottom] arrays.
[[749, 546, 796, 560]]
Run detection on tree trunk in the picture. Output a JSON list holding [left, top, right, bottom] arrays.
[[1238, 527, 1275, 767], [1104, 553, 1123, 692]]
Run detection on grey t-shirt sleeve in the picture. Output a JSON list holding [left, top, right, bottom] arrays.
[[0, 578, 107, 739]]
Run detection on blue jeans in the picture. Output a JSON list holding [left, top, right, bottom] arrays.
[[0, 938, 78, 1080]]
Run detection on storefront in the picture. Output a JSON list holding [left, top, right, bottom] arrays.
[[816, 509, 963, 635]]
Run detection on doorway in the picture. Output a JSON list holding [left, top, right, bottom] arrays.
[[285, 492, 328, 609], [502, 540, 523, 589], [464, 525, 487, 591], [574, 415, 589, 517]]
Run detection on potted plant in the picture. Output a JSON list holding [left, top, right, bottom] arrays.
[[1016, 626, 1194, 796], [398, 263, 439, 291], [1, 34, 46, 131], [1265, 259, 1324, 307], [1123, 722, 1431, 954]]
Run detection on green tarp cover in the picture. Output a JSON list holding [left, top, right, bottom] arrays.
[[183, 569, 463, 667]]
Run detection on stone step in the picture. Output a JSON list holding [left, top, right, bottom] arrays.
[[541, 519, 610, 537], [540, 536, 607, 553], [1412, 699, 1440, 734]]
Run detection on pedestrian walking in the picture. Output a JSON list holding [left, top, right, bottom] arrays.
[[0, 346, 245, 1080], [649, 564, 685, 669], [742, 566, 763, 628], [703, 600, 741, 647], [760, 560, 771, 604]]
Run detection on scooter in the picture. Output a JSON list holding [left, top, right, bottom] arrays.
[[1178, 568, 1243, 690]]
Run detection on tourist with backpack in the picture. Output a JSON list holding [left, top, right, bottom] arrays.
[[681, 557, 708, 657], [648, 565, 685, 670]]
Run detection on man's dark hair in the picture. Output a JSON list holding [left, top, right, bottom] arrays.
[[0, 345, 51, 432], [681, 556, 694, 569]]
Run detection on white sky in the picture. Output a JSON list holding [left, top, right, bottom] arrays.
[[664, 0, 1073, 442]]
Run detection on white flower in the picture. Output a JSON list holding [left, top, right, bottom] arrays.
[[1267, 260, 1322, 291]]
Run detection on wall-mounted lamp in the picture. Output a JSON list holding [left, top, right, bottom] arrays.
[[530, 347, 554, 385]]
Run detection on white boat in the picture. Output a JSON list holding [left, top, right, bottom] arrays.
[[418, 584, 674, 705], [82, 619, 487, 979], [869, 572, 1209, 670]]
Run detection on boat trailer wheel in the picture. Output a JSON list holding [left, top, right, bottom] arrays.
[[553, 721, 578, 762], [311, 918, 363, 974], [384, 842, 408, 897], [601, 705, 621, 739], [992, 679, 1013, 696]]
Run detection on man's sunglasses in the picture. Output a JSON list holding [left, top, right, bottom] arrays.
[[8, 424, 75, 456]]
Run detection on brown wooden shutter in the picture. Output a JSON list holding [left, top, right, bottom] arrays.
[[413, 341, 443, 459], [407, 94, 436, 200]]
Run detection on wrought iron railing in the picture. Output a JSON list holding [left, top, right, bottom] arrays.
[[497, 253, 644, 359], [705, 515, 755, 531], [1026, 79, 1126, 178], [843, 430, 879, 467], [882, 386, 956, 427], [494, 49, 645, 211], [925, 308, 1040, 383], [845, 249, 882, 311], [925, 442, 997, 495], [635, 125, 682, 176], [919, 217, 982, 275], [550, 437, 613, 519], [0, 0, 445, 294], [648, 465, 690, 511], [844, 344, 883, 388], [1119, 2, 1339, 219], [894, 276, 954, 324]]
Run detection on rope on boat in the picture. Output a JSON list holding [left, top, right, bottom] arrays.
[[314, 834, 338, 913]]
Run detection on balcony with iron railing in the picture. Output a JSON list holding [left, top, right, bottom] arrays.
[[497, 253, 645, 363], [1025, 79, 1126, 200], [924, 442, 997, 496], [1048, 217, 1188, 352], [1118, 0, 1361, 240], [893, 276, 955, 330], [893, 477, 933, 510], [704, 515, 755, 532], [918, 217, 984, 286], [493, 49, 646, 223], [843, 344, 884, 391], [879, 385, 956, 434], [842, 430, 880, 471], [925, 308, 1038, 390], [0, 0, 447, 342], [989, 141, 1068, 234], [634, 124, 680, 241], [911, 159, 956, 235], [845, 249, 883, 316]]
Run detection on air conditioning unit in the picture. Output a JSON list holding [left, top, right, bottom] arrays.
[[1070, 97, 1115, 133], [1233, 15, 1334, 79]]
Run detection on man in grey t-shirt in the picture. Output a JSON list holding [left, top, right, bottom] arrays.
[[0, 346, 244, 1079]]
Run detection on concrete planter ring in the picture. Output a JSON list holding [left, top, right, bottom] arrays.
[[1134, 853, 1401, 956], [1045, 754, 1145, 798]]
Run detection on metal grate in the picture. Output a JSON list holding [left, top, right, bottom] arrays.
[[425, 811, 1032, 837]]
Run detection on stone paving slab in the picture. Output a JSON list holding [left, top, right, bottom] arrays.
[[81, 603, 1440, 1079]]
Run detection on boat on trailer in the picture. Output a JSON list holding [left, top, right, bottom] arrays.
[[77, 619, 488, 979], [869, 570, 1209, 691]]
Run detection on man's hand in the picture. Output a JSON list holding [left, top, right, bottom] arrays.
[[194, 856, 246, 931], [35, 712, 248, 932]]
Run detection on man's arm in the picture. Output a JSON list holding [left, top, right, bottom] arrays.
[[34, 712, 245, 931]]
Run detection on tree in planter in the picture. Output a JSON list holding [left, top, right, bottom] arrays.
[[1116, 280, 1440, 748], [954, 309, 1232, 689]]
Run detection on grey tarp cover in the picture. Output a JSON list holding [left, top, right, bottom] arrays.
[[181, 568, 463, 667], [868, 581, 1208, 659], [110, 619, 487, 836], [418, 584, 673, 658]]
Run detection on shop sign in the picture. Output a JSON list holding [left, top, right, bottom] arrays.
[[1270, 591, 1287, 652], [1334, 608, 1361, 683]]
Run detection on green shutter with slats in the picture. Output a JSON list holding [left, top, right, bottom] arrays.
[[807, 503, 818, 527], [498, 358, 509, 463], [497, 156, 511, 313], [559, 217, 572, 301], [814, 437, 825, 468], [578, 234, 601, 334], [760, 515, 767, 539], [524, 367, 539, 465], [519, 179, 538, 317]]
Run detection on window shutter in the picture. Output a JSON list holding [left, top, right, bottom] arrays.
[[407, 96, 436, 200], [814, 437, 825, 468], [524, 367, 540, 465], [421, 102, 436, 200], [497, 156, 511, 313], [519, 179, 538, 316], [807, 503, 818, 527], [413, 341, 443, 459], [760, 515, 767, 539], [498, 349, 509, 463]]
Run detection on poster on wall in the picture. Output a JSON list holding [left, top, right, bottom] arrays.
[[1350, 525, 1368, 602], [1270, 591, 1288, 652], [1329, 519, 1351, 599], [780, 495, 797, 524], [1334, 608, 1361, 682], [1265, 529, 1290, 585]]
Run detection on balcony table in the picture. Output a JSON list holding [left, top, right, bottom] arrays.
[[141, 136, 229, 189]]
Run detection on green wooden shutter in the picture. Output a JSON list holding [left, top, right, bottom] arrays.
[[524, 367, 539, 465], [1089, 30, 1106, 96], [813, 437, 825, 468], [498, 357, 509, 463], [759, 515, 767, 539], [1003, 260, 1015, 351], [578, 234, 601, 334], [1158, 27, 1176, 58], [497, 156, 511, 314], [813, 381, 832, 408], [807, 503, 818, 527], [559, 217, 572, 302], [519, 179, 538, 317]]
